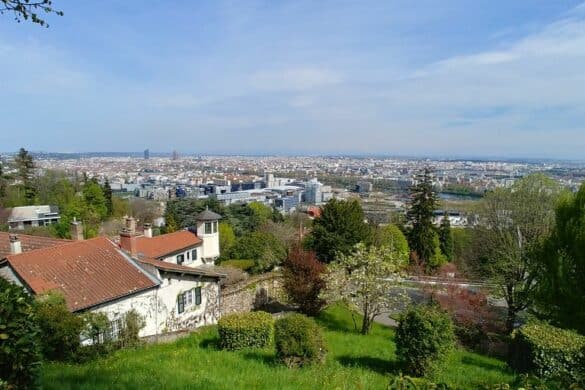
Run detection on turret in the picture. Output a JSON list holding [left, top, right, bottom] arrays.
[[195, 207, 221, 263]]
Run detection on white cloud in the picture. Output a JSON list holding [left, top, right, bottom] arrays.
[[250, 67, 341, 91]]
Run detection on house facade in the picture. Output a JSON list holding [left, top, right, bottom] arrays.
[[0, 210, 225, 340], [7, 205, 61, 230]]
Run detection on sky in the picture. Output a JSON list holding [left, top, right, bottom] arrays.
[[1, 0, 584, 159]]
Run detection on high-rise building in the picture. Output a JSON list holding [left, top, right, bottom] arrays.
[[171, 150, 179, 161], [144, 149, 150, 160]]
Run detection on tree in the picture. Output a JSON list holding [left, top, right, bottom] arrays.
[[218, 222, 236, 260], [229, 231, 287, 273], [371, 223, 410, 265], [438, 213, 454, 262], [0, 0, 63, 27], [0, 277, 42, 389], [406, 168, 439, 269], [283, 245, 326, 316], [164, 213, 177, 233], [534, 184, 585, 334], [306, 198, 371, 263], [102, 178, 113, 217], [323, 243, 409, 334], [468, 174, 561, 333], [15, 147, 37, 204]]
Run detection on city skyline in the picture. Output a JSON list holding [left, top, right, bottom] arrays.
[[1, 1, 585, 158]]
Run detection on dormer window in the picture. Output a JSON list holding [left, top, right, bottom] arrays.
[[176, 254, 184, 265]]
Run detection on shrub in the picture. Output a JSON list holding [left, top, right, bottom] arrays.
[[283, 245, 326, 316], [0, 278, 42, 389], [117, 309, 146, 348], [274, 313, 327, 367], [220, 259, 255, 272], [508, 322, 585, 383], [35, 291, 85, 361], [218, 311, 274, 350], [396, 304, 456, 377]]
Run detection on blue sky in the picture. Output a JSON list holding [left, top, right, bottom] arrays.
[[1, 0, 584, 158]]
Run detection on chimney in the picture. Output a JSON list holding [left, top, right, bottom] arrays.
[[125, 217, 136, 234], [70, 218, 84, 241], [143, 223, 152, 238], [120, 228, 137, 257], [9, 235, 22, 255]]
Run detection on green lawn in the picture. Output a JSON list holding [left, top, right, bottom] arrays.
[[42, 305, 516, 389]]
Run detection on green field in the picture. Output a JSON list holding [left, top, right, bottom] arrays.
[[43, 305, 516, 389]]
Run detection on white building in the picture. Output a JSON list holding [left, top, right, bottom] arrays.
[[0, 211, 225, 341], [8, 205, 61, 230]]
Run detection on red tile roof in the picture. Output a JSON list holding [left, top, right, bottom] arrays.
[[137, 257, 225, 278], [5, 237, 159, 311], [0, 232, 69, 259], [135, 230, 202, 259]]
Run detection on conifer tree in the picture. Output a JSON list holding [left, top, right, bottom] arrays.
[[406, 168, 439, 269], [438, 212, 454, 262], [15, 147, 36, 204], [102, 178, 113, 216]]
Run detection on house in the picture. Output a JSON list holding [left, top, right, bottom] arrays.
[[7, 205, 61, 230], [0, 210, 225, 340]]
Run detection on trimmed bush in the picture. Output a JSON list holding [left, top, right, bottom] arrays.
[[220, 259, 255, 272], [508, 322, 585, 382], [274, 313, 327, 367], [396, 304, 456, 377], [0, 278, 42, 389], [218, 311, 274, 350]]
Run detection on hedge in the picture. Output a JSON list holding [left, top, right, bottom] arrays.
[[509, 322, 585, 382], [220, 259, 255, 272], [274, 313, 327, 367], [218, 311, 274, 350], [396, 304, 456, 377]]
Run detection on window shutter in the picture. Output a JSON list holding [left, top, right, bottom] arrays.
[[177, 293, 185, 314], [195, 287, 202, 305]]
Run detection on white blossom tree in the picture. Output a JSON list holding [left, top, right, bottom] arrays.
[[323, 243, 409, 334]]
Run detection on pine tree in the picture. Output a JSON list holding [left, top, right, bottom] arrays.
[[438, 212, 454, 262], [15, 148, 36, 205], [102, 178, 113, 216], [406, 168, 439, 269], [165, 213, 178, 233]]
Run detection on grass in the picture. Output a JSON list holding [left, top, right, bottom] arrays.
[[42, 304, 516, 389]]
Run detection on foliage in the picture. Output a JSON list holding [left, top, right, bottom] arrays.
[[102, 178, 113, 216], [371, 223, 410, 264], [128, 197, 160, 224], [229, 231, 287, 273], [388, 374, 453, 389], [467, 174, 561, 333], [438, 214, 454, 262], [218, 311, 274, 351], [165, 198, 223, 230], [0, 0, 63, 27], [117, 310, 146, 349], [274, 313, 327, 367], [15, 147, 37, 204], [323, 243, 409, 334], [451, 228, 473, 271], [42, 304, 517, 389], [508, 323, 585, 383], [396, 304, 456, 377], [164, 212, 178, 233], [533, 184, 585, 334], [218, 222, 236, 260], [0, 277, 42, 389], [111, 196, 130, 218], [283, 245, 326, 316], [82, 312, 111, 346], [219, 259, 255, 271], [306, 198, 371, 263], [247, 201, 273, 227], [407, 168, 440, 269], [35, 291, 84, 361]]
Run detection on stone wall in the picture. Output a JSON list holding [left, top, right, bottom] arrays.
[[220, 272, 284, 315]]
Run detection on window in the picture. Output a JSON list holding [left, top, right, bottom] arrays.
[[205, 222, 212, 234], [176, 254, 184, 265], [194, 287, 202, 305], [185, 251, 192, 265], [107, 318, 123, 341], [186, 251, 190, 260], [185, 289, 193, 306], [191, 249, 197, 261], [213, 221, 218, 233]]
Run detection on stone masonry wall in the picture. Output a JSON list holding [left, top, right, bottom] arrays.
[[220, 272, 284, 315]]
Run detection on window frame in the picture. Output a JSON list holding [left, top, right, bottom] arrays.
[[176, 254, 185, 265], [194, 287, 202, 305], [204, 222, 212, 234]]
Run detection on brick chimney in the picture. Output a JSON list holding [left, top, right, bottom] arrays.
[[9, 234, 21, 255], [120, 228, 137, 257], [125, 217, 136, 234], [143, 223, 152, 238], [70, 218, 84, 241]]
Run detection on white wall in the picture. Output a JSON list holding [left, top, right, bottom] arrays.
[[161, 246, 203, 267], [87, 272, 220, 339]]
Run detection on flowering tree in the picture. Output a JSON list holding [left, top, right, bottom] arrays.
[[323, 243, 409, 334]]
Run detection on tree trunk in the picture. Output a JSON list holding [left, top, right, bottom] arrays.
[[361, 316, 371, 335], [505, 284, 517, 334]]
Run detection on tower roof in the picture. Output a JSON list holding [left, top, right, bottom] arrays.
[[195, 207, 222, 221]]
